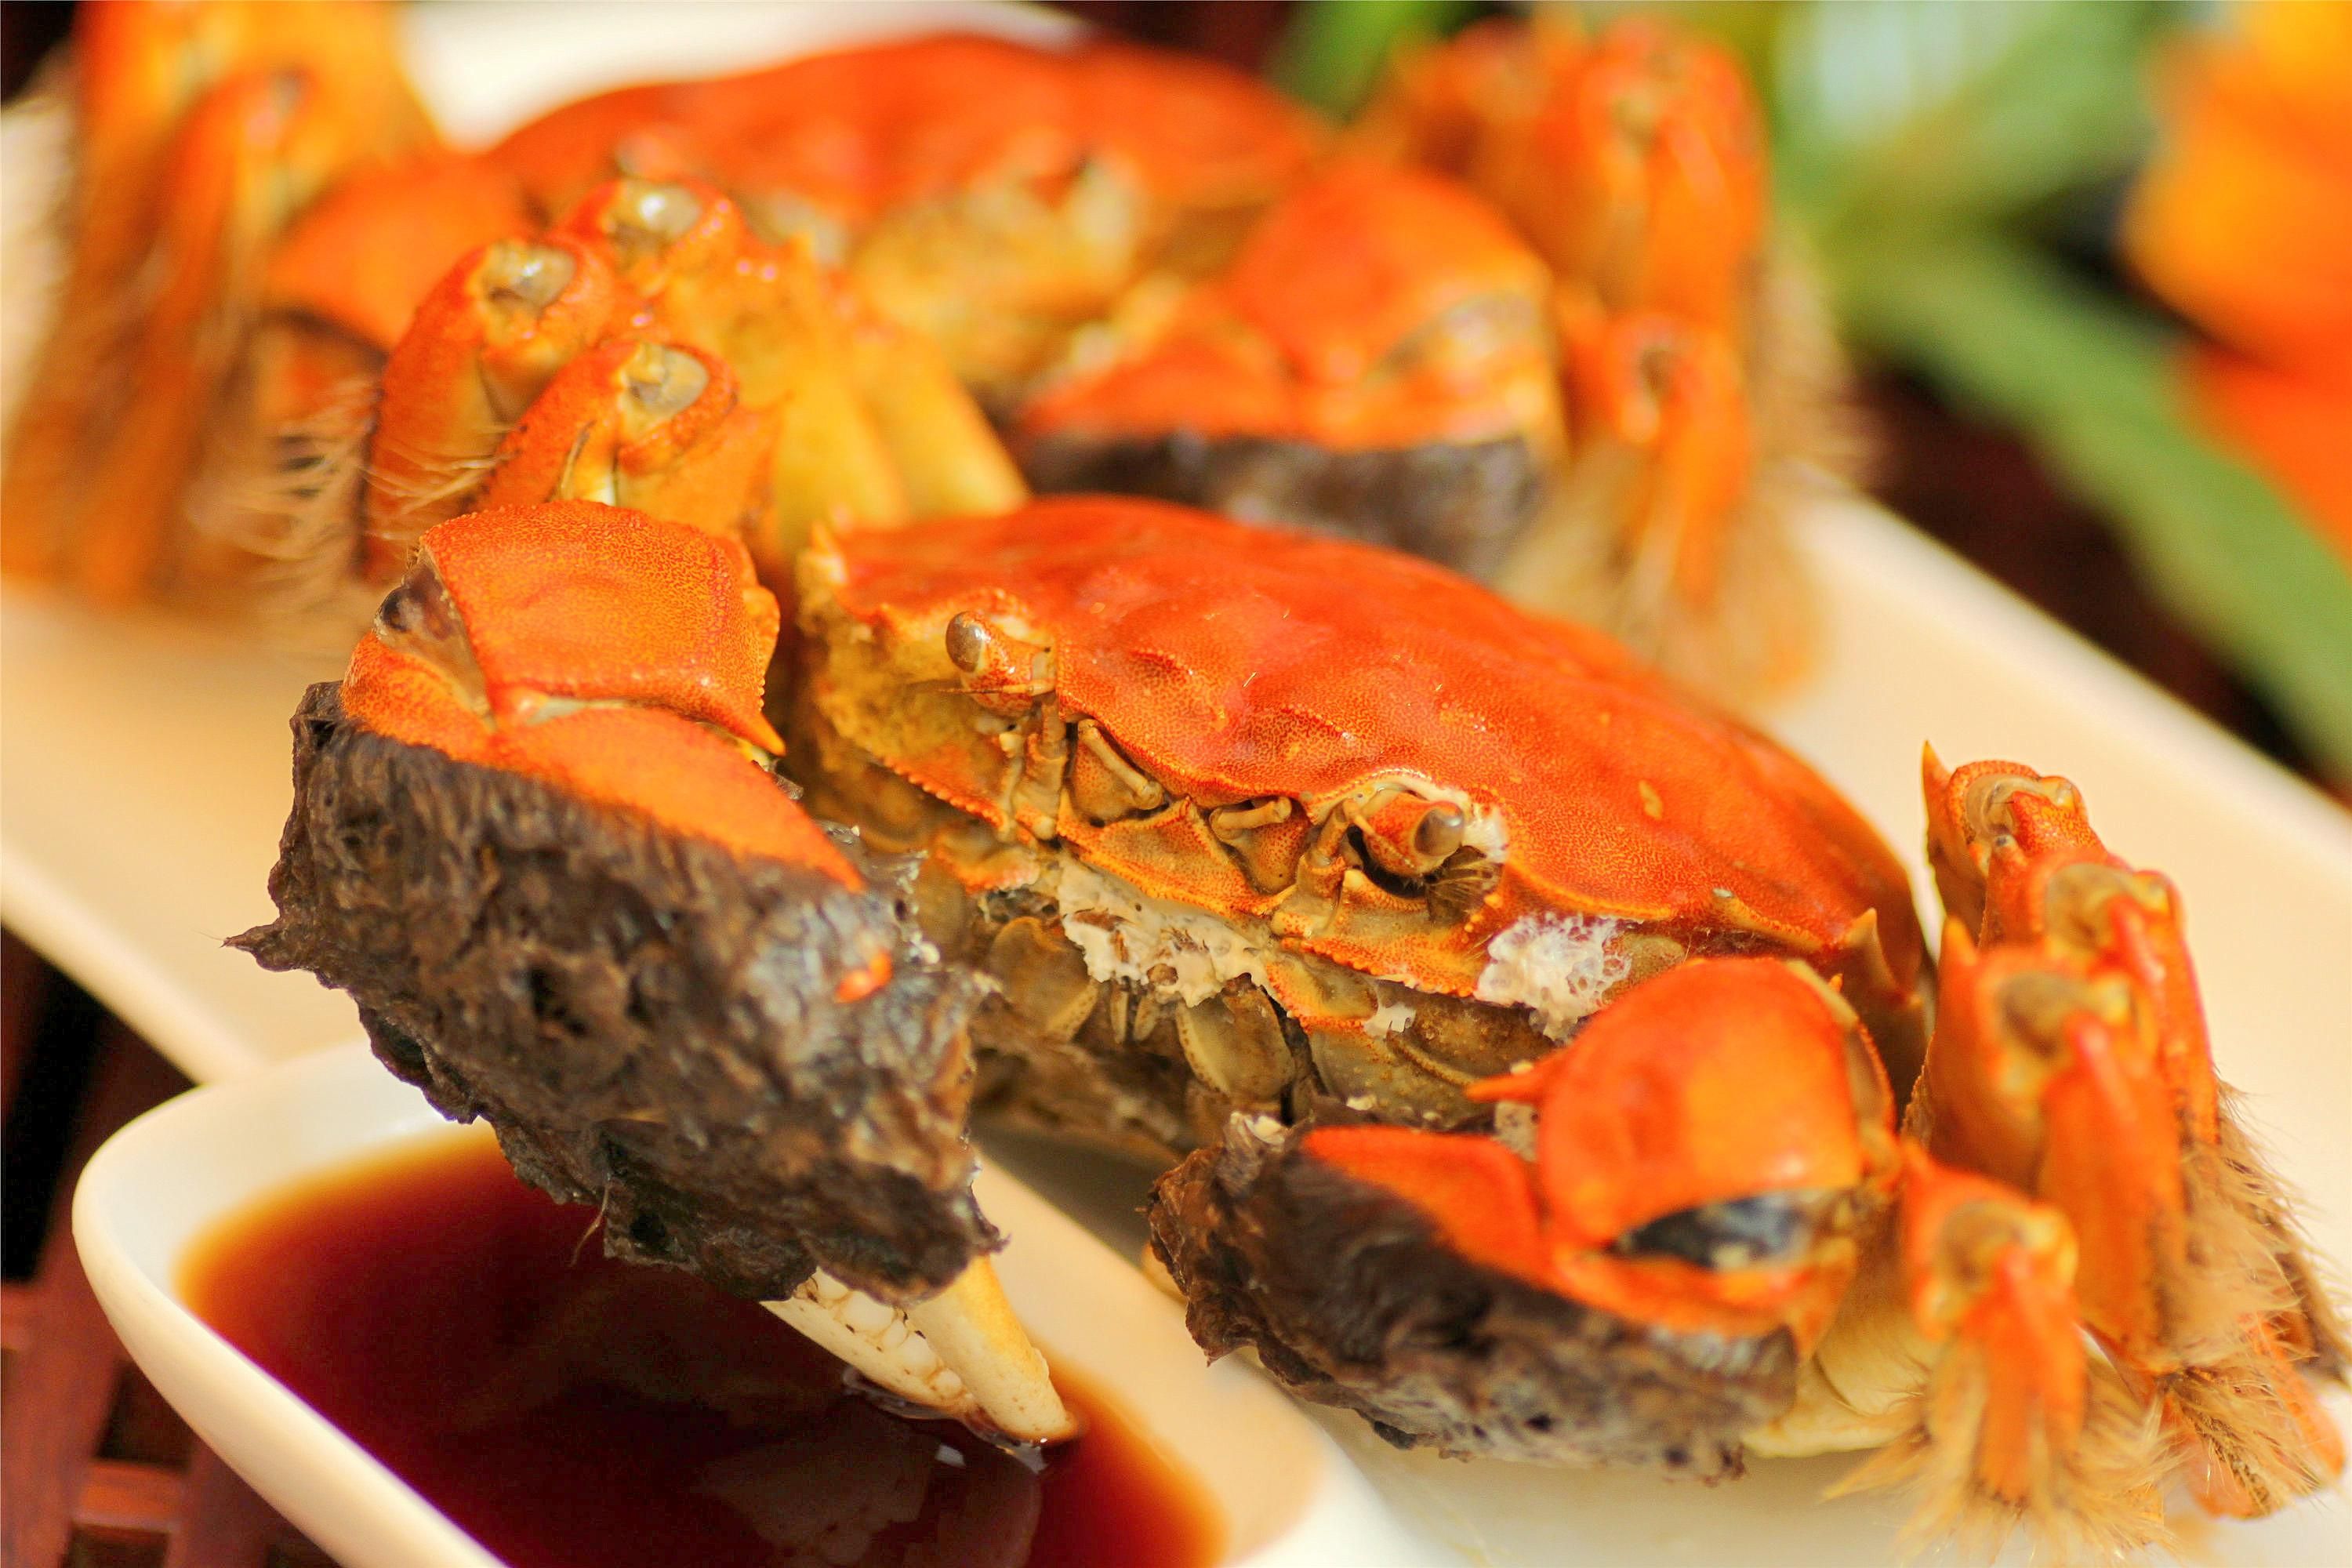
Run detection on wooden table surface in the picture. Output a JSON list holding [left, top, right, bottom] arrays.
[[2, 931, 335, 1568]]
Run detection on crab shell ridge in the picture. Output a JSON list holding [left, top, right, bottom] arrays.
[[801, 497, 1922, 1032]]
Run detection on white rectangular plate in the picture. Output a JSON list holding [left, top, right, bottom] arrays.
[[9, 3, 2350, 1563]]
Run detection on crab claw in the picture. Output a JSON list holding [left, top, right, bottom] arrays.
[[239, 502, 1089, 1446], [1150, 957, 1899, 1473], [772, 1258, 1075, 1444], [364, 235, 626, 572], [1831, 1144, 2166, 1558], [474, 339, 774, 538], [1472, 956, 1896, 1348], [1152, 1113, 1789, 1476]]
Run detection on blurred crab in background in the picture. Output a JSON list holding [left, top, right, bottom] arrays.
[[241, 479, 2346, 1557], [1025, 17, 1843, 696], [0, 5, 1312, 614], [5, 3, 1831, 698]]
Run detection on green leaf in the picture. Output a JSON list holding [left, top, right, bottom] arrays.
[[1269, 0, 1480, 118], [1775, 1, 2166, 227], [1829, 231, 2352, 775]]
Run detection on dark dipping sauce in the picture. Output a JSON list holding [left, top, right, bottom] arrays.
[[180, 1131, 1223, 1568]]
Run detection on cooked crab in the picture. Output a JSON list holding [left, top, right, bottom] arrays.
[[485, 29, 1322, 404], [9, 5, 1826, 700], [1014, 158, 1565, 579], [0, 5, 1313, 609], [244, 491, 2343, 1559], [1017, 16, 1845, 697]]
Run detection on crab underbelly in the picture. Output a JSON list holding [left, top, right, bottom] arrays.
[[933, 847, 1573, 1163]]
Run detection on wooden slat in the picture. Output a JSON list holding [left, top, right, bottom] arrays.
[[2, 1281, 39, 1353], [164, 1448, 290, 1568], [0, 955, 336, 1568], [2, 928, 51, 1128], [1, 1021, 190, 1568], [74, 1458, 185, 1539]]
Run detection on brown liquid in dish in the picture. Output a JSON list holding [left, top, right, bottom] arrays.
[[180, 1131, 1223, 1568]]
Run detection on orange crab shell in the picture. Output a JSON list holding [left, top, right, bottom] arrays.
[[343, 503, 855, 890], [1312, 956, 1898, 1345], [1474, 957, 1893, 1247], [1018, 159, 1561, 452], [488, 32, 1323, 234], [807, 498, 1923, 1011], [419, 501, 782, 743]]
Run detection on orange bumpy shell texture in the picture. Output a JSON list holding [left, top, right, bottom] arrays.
[[1018, 159, 1557, 451], [818, 497, 1922, 996], [343, 502, 851, 883], [488, 32, 1323, 227]]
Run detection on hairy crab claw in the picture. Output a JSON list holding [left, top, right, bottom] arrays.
[[236, 503, 1072, 1444], [1154, 958, 1898, 1475]]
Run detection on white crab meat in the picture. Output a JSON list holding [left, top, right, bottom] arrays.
[[767, 1255, 1075, 1444]]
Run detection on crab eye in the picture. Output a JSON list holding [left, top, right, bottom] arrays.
[[374, 551, 463, 644], [1414, 802, 1465, 861], [1611, 1188, 1846, 1271], [372, 549, 488, 708], [944, 611, 992, 674]]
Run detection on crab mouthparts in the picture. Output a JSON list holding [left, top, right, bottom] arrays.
[[767, 1256, 1076, 1446]]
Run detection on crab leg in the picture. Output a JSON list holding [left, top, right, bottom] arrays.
[[1791, 1144, 2170, 1559], [557, 178, 1024, 524], [362, 235, 625, 573], [1915, 752, 2348, 1515], [361, 177, 1024, 590], [771, 1256, 1073, 1443], [2, 0, 432, 597], [575, 178, 1025, 567], [472, 339, 773, 535]]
